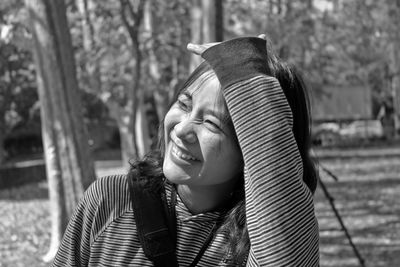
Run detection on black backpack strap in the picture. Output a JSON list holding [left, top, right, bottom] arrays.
[[127, 173, 178, 267]]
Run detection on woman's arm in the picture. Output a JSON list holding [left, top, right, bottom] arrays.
[[224, 76, 319, 266], [201, 38, 319, 266]]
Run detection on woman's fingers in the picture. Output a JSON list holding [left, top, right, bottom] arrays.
[[187, 42, 220, 55], [186, 43, 204, 55], [187, 35, 266, 55], [257, 34, 266, 40]]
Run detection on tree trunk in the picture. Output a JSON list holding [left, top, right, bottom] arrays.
[[25, 0, 96, 262], [143, 0, 170, 123], [214, 0, 224, 42], [77, 0, 102, 94], [0, 123, 6, 163], [120, 0, 150, 159], [269, 0, 274, 14], [190, 0, 206, 71], [190, 0, 223, 70], [277, 0, 282, 14], [201, 0, 216, 43], [153, 89, 170, 122], [105, 99, 137, 166], [41, 123, 66, 263], [117, 115, 137, 165], [389, 3, 400, 137], [135, 91, 150, 157], [390, 41, 400, 137]]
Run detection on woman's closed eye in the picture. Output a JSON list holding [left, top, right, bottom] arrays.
[[204, 118, 224, 132], [176, 93, 192, 111], [177, 98, 191, 111]]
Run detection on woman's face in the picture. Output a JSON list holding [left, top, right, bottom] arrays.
[[163, 72, 242, 187]]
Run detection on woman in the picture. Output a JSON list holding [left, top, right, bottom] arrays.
[[52, 37, 319, 266]]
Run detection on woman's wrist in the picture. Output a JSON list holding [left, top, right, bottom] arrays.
[[201, 37, 270, 88]]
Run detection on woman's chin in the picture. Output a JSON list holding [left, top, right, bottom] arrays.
[[163, 152, 198, 185], [164, 174, 191, 185]]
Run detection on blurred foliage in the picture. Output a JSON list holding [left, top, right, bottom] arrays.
[[0, 0, 38, 161], [225, 0, 400, 100], [0, 0, 399, 159], [69, 0, 191, 111], [0, 41, 37, 130]]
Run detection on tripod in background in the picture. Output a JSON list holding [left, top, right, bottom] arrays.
[[319, 165, 366, 267]]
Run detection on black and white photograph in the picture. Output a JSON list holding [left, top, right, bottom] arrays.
[[0, 0, 399, 266]]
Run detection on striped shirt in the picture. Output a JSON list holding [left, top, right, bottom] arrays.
[[52, 39, 319, 267]]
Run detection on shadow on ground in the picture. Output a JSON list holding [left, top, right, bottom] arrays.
[[0, 181, 48, 201], [1, 151, 399, 266], [316, 156, 400, 267]]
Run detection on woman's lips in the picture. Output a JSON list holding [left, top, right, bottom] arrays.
[[171, 143, 199, 161]]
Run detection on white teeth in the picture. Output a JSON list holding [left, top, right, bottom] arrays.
[[172, 144, 197, 161]]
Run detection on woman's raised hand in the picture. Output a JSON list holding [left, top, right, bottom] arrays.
[[187, 34, 267, 55], [187, 42, 219, 55]]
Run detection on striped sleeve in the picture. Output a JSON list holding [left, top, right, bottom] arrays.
[[224, 76, 319, 266]]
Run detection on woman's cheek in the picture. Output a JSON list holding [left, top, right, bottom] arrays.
[[200, 131, 224, 156], [164, 108, 180, 137]]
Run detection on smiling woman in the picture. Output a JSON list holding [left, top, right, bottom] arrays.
[[52, 37, 319, 267], [163, 70, 243, 210]]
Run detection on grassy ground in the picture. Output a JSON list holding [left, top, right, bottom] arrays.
[[1, 153, 399, 267]]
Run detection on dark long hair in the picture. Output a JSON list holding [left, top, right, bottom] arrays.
[[129, 46, 318, 264]]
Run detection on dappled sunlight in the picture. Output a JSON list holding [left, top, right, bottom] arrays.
[[316, 156, 400, 267], [0, 182, 50, 267], [1, 154, 399, 266]]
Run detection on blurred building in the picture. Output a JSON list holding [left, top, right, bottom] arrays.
[[311, 85, 371, 122]]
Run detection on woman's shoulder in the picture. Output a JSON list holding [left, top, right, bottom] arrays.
[[83, 174, 132, 216], [56, 174, 135, 253], [92, 174, 130, 193], [87, 174, 129, 198]]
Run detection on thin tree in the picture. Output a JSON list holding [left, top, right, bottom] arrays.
[[119, 0, 150, 159], [77, 0, 150, 165], [143, 0, 191, 123], [190, 0, 224, 70], [25, 0, 96, 262]]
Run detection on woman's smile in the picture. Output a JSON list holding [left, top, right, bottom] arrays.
[[171, 142, 199, 162], [162, 72, 243, 187]]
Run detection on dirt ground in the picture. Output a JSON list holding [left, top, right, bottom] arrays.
[[315, 155, 400, 267], [1, 153, 399, 267]]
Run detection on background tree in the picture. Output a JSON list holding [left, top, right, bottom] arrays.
[[3, 0, 399, 167], [0, 40, 38, 162], [74, 0, 193, 163], [143, 0, 191, 124], [0, 0, 38, 163], [2, 1, 400, 265], [327, 0, 400, 135], [74, 0, 150, 165], [190, 0, 224, 70], [224, 0, 399, 134], [25, 0, 95, 261]]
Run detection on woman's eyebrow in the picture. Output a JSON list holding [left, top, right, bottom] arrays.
[[182, 90, 225, 122], [181, 91, 192, 100], [204, 109, 225, 122]]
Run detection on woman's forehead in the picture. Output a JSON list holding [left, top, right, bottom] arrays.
[[184, 71, 220, 95], [181, 72, 230, 120]]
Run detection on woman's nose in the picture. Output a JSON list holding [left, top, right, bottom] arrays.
[[174, 119, 197, 143]]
